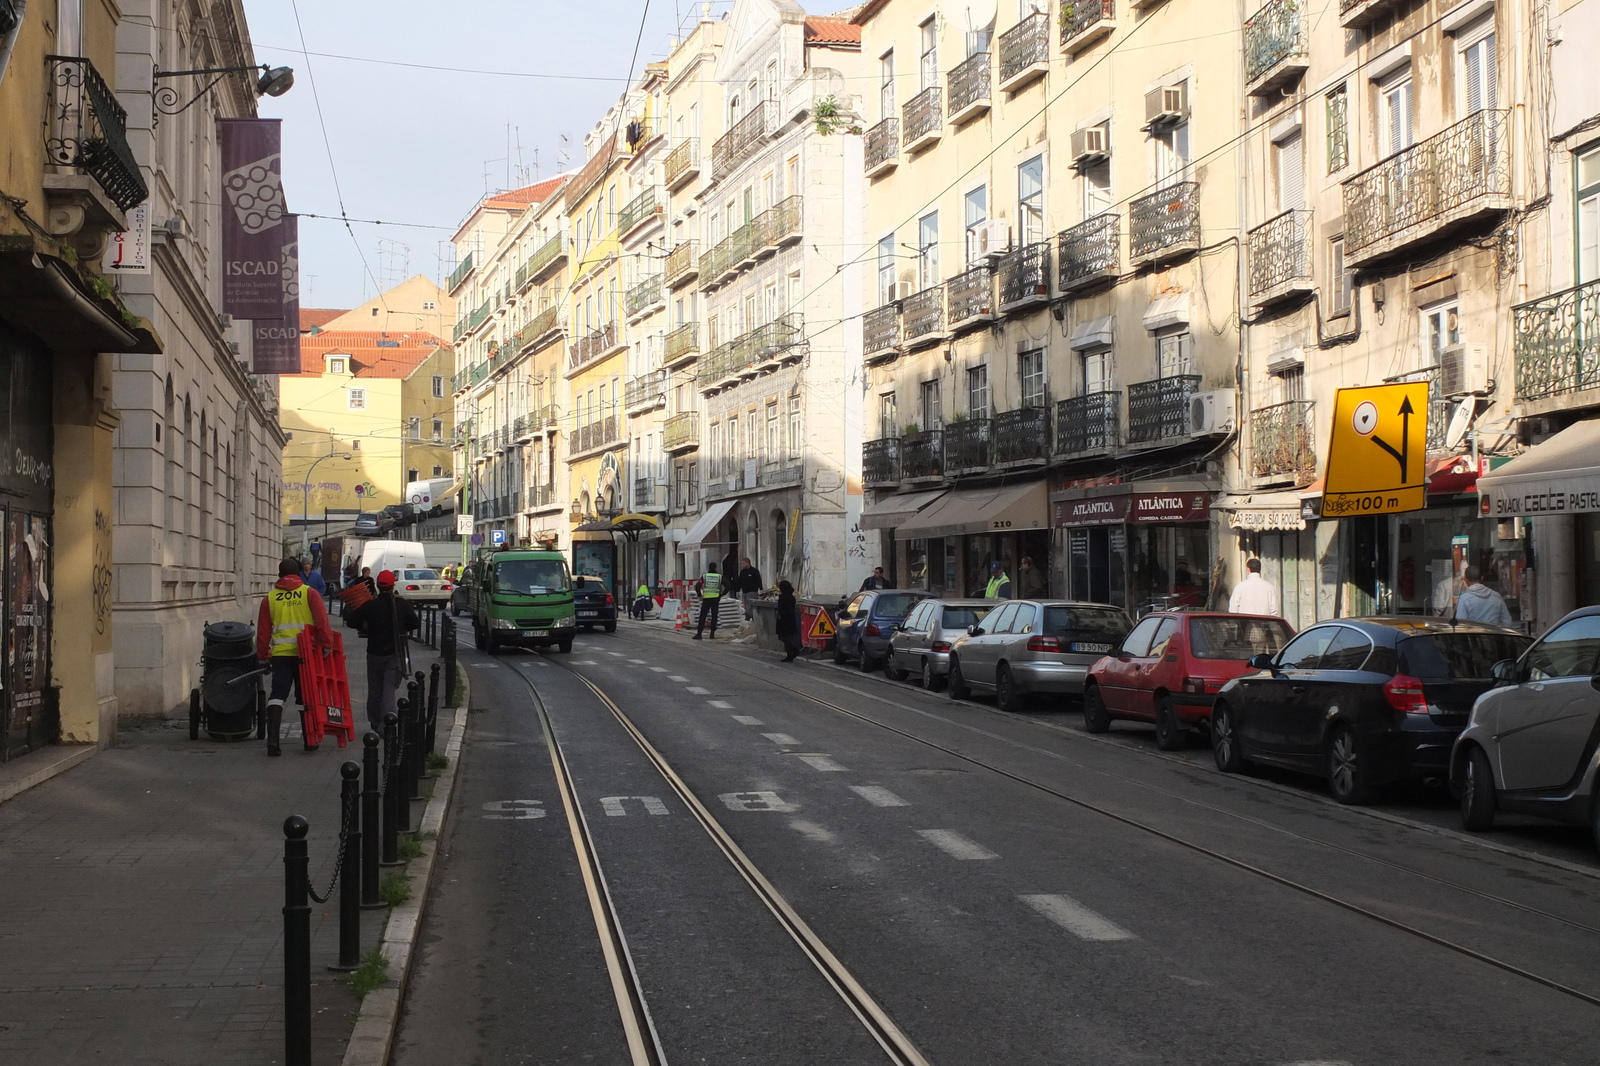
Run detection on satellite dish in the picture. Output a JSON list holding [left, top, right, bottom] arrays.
[[1444, 400, 1474, 450], [967, 0, 999, 31]]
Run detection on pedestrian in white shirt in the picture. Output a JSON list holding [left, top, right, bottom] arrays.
[[1447, 565, 1514, 627], [1229, 558, 1280, 615]]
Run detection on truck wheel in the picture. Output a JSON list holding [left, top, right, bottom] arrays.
[[558, 639, 573, 654], [604, 621, 617, 633]]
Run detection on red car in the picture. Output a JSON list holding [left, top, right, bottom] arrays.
[[1083, 611, 1294, 750]]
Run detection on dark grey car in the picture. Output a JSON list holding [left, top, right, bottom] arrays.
[[885, 599, 996, 690]]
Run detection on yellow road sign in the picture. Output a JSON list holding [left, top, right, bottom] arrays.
[[1322, 381, 1430, 517], [806, 607, 836, 641]]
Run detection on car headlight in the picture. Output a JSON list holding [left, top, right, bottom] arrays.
[[555, 615, 576, 628], [491, 617, 515, 630]]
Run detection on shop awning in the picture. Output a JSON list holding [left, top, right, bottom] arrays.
[[860, 489, 946, 530], [1426, 455, 1482, 496], [894, 481, 1048, 541], [677, 499, 738, 552], [1478, 420, 1600, 517], [1219, 491, 1307, 531]]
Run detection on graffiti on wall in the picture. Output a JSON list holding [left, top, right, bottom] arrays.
[[92, 509, 113, 635]]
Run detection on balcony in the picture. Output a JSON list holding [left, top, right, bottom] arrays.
[[947, 263, 996, 330], [531, 403, 560, 435], [665, 138, 700, 191], [998, 241, 1052, 311], [663, 322, 700, 368], [1339, 0, 1400, 28], [44, 56, 147, 215], [903, 88, 943, 153], [767, 195, 803, 250], [1247, 209, 1313, 306], [618, 186, 662, 238], [527, 484, 559, 511], [1058, 212, 1120, 293], [902, 287, 946, 348], [568, 321, 620, 374], [705, 459, 806, 500], [696, 314, 806, 393], [998, 12, 1050, 93], [863, 438, 901, 488], [1126, 375, 1200, 445], [526, 233, 568, 283], [1244, 0, 1309, 97], [1129, 181, 1201, 267], [699, 238, 729, 291], [1385, 366, 1450, 453], [463, 298, 493, 336], [1342, 110, 1512, 267], [633, 477, 662, 510], [447, 252, 475, 294], [1056, 392, 1121, 456], [625, 274, 664, 321], [712, 100, 773, 180], [1250, 400, 1316, 484], [865, 118, 900, 179], [901, 429, 945, 482], [1514, 279, 1600, 403], [664, 411, 701, 453], [515, 303, 562, 352], [513, 416, 532, 443], [948, 51, 992, 125], [1060, 0, 1116, 55], [944, 418, 992, 475], [665, 241, 699, 289], [570, 416, 622, 457], [863, 303, 901, 364], [625, 369, 667, 413]]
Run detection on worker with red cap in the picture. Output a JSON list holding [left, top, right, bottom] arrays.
[[345, 569, 419, 729], [256, 557, 335, 756]]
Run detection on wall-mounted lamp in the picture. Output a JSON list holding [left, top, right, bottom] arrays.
[[153, 63, 294, 119]]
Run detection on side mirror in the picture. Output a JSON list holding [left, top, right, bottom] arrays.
[[1248, 653, 1277, 671], [1491, 659, 1519, 684], [967, 624, 982, 636]]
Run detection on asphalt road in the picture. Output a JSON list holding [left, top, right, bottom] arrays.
[[394, 624, 1600, 1066]]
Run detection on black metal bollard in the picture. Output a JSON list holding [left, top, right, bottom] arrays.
[[381, 711, 404, 864], [441, 614, 457, 707], [394, 699, 413, 833], [282, 815, 312, 1066], [426, 662, 441, 753], [332, 761, 362, 971], [407, 676, 425, 800], [361, 732, 383, 906]]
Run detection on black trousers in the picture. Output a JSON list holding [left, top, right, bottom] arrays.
[[268, 656, 302, 705], [695, 597, 720, 636]]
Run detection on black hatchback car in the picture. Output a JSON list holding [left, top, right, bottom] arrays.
[[573, 576, 617, 632], [1210, 617, 1530, 805]]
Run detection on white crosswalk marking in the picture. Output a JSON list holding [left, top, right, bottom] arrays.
[[1019, 894, 1134, 941], [607, 652, 624, 657], [629, 658, 647, 664], [761, 732, 800, 745], [849, 785, 909, 807], [796, 754, 848, 772], [731, 715, 763, 725], [687, 686, 710, 694], [649, 667, 668, 672], [708, 699, 734, 709], [668, 675, 688, 682], [916, 829, 997, 860]]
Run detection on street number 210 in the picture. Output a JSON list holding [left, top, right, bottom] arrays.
[[992, 520, 1012, 528]]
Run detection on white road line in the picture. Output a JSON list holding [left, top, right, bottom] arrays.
[[686, 686, 710, 694], [731, 715, 764, 725], [471, 663, 500, 669], [762, 732, 800, 745], [1282, 1061, 1355, 1066], [607, 651, 624, 657], [649, 666, 668, 672], [849, 785, 909, 807], [668, 675, 689, 682], [570, 660, 599, 665], [628, 658, 647, 664], [796, 754, 849, 772], [1019, 894, 1134, 941], [916, 829, 997, 860], [708, 699, 734, 709], [789, 819, 836, 843]]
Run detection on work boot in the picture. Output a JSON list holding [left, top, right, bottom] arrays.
[[266, 702, 283, 757], [692, 633, 703, 640]]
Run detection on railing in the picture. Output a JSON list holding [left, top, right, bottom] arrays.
[[527, 233, 568, 281], [999, 241, 1052, 307], [533, 403, 559, 431], [902, 287, 945, 344], [665, 241, 699, 287], [901, 429, 944, 481], [1250, 400, 1316, 482], [947, 263, 995, 327], [1514, 279, 1600, 401], [664, 138, 700, 189], [512, 416, 530, 441], [447, 253, 474, 293], [948, 51, 991, 120], [696, 314, 806, 389], [700, 237, 729, 289], [515, 304, 561, 351], [944, 418, 992, 473], [569, 321, 618, 371], [712, 100, 773, 179], [515, 262, 531, 291], [1061, 0, 1115, 48], [1130, 181, 1201, 262], [999, 11, 1050, 86], [664, 322, 699, 366], [1385, 365, 1449, 452], [633, 477, 658, 508], [626, 370, 667, 410], [1126, 375, 1200, 444], [465, 299, 492, 334], [995, 407, 1050, 465], [1056, 392, 1120, 455], [903, 87, 943, 147], [526, 484, 556, 510], [571, 415, 621, 455], [625, 274, 663, 318], [45, 56, 147, 211], [863, 438, 901, 487], [618, 186, 661, 235], [1247, 209, 1312, 298], [768, 195, 803, 247], [1342, 110, 1510, 260], [1244, 0, 1306, 86], [1058, 212, 1120, 290], [863, 303, 901, 359], [664, 411, 700, 451], [865, 118, 899, 174]]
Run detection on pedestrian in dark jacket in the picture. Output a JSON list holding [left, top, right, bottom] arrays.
[[775, 579, 801, 662], [737, 557, 763, 619], [346, 570, 419, 729]]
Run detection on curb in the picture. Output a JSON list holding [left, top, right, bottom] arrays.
[[340, 680, 471, 1066], [0, 743, 100, 806]]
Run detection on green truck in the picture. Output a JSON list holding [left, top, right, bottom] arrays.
[[469, 549, 577, 655]]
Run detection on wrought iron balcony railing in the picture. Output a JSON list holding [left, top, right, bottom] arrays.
[[1126, 375, 1200, 444], [447, 252, 475, 293], [999, 12, 1050, 91], [625, 369, 667, 411], [526, 233, 568, 282], [995, 407, 1050, 465], [527, 484, 557, 510], [625, 274, 664, 319], [663, 322, 699, 367], [902, 287, 945, 345], [944, 418, 992, 474], [1385, 365, 1449, 452], [569, 321, 618, 372], [1056, 392, 1121, 455], [767, 195, 803, 248], [998, 241, 1052, 309], [1058, 212, 1120, 291], [903, 87, 943, 151], [45, 56, 147, 212], [618, 186, 662, 236], [696, 314, 806, 391], [1060, 0, 1116, 53], [514, 304, 561, 352], [1129, 181, 1201, 264], [947, 263, 996, 328], [1514, 278, 1600, 402], [633, 477, 659, 509], [665, 241, 699, 288], [571, 415, 621, 456], [864, 303, 901, 362], [901, 429, 945, 481], [863, 438, 901, 487], [1250, 400, 1316, 482], [948, 51, 992, 123], [712, 100, 773, 179], [664, 411, 701, 452], [865, 118, 900, 177], [665, 138, 700, 190], [1342, 109, 1511, 264], [1247, 209, 1313, 301], [1244, 0, 1308, 93]]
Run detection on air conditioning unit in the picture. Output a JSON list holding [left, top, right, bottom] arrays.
[[1144, 83, 1189, 128], [974, 219, 1010, 259], [1189, 388, 1237, 435], [1070, 124, 1110, 167], [1439, 343, 1489, 397]]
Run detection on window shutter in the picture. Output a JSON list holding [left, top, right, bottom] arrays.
[[1279, 132, 1304, 212]]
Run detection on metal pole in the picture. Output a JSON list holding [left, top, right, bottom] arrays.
[[381, 711, 403, 864], [427, 663, 441, 753], [407, 676, 425, 800], [282, 815, 312, 1066], [442, 614, 457, 705], [333, 761, 362, 970], [361, 732, 383, 906], [395, 698, 413, 833]]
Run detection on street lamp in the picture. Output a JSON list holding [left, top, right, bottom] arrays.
[[301, 449, 351, 556], [152, 63, 295, 117]]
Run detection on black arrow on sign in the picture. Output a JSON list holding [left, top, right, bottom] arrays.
[[1369, 395, 1413, 482]]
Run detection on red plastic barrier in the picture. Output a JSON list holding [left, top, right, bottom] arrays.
[[296, 627, 355, 748]]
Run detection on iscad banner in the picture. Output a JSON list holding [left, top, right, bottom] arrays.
[[218, 118, 287, 319], [251, 215, 301, 375]]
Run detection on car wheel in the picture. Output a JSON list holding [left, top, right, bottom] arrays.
[[1327, 725, 1376, 805], [1459, 745, 1497, 831], [558, 639, 573, 654], [1212, 702, 1246, 773], [486, 634, 501, 656], [450, 604, 460, 617], [604, 621, 617, 633], [947, 657, 971, 700], [1082, 684, 1111, 733], [885, 649, 909, 682], [1155, 695, 1188, 751], [832, 638, 848, 664], [859, 647, 877, 672], [996, 666, 1024, 713], [472, 620, 485, 650], [921, 658, 943, 691], [189, 688, 201, 740]]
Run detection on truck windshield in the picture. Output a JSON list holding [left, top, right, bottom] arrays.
[[494, 559, 569, 595]]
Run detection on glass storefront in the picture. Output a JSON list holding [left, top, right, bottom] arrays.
[[1128, 522, 1212, 612], [902, 531, 1049, 597]]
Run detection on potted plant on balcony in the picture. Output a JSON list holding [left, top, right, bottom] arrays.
[[902, 421, 921, 437]]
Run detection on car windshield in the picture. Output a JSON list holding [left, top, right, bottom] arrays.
[[1189, 617, 1295, 660], [494, 559, 570, 595], [1042, 606, 1129, 643], [403, 569, 436, 580], [873, 593, 922, 620], [941, 606, 992, 629], [1399, 632, 1533, 680]]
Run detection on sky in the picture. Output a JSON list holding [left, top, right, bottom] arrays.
[[243, 0, 723, 311]]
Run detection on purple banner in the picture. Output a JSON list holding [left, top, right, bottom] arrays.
[[219, 118, 287, 319], [252, 215, 301, 375]]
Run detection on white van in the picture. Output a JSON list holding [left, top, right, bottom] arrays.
[[403, 477, 457, 516], [360, 539, 427, 578]]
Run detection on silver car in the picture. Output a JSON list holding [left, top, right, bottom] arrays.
[[948, 600, 1132, 712], [1452, 606, 1600, 849], [885, 598, 996, 690]]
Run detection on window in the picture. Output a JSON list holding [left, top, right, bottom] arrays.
[[877, 234, 898, 305], [1579, 146, 1600, 284], [1120, 615, 1164, 657], [328, 358, 346, 375], [1154, 118, 1191, 185], [408, 468, 420, 483], [1421, 302, 1460, 368], [765, 401, 779, 461], [879, 391, 898, 438], [1275, 365, 1305, 404], [920, 19, 938, 90], [1458, 22, 1497, 117], [1381, 72, 1414, 157], [433, 418, 444, 440], [788, 395, 801, 457], [964, 186, 988, 264], [709, 421, 722, 477], [347, 388, 366, 410], [1321, 628, 1374, 670], [1019, 348, 1045, 408], [787, 156, 801, 195], [987, 603, 1021, 634], [1279, 627, 1337, 669], [1148, 617, 1181, 656], [1157, 331, 1191, 378], [727, 414, 738, 461], [917, 212, 939, 290], [968, 22, 992, 57], [1329, 236, 1354, 317], [433, 465, 443, 477], [1326, 85, 1349, 173], [408, 416, 421, 439], [422, 300, 436, 310], [432, 374, 444, 398], [351, 439, 362, 451], [1018, 156, 1045, 245], [1276, 131, 1304, 212], [371, 307, 379, 317], [967, 365, 989, 416], [920, 379, 942, 430], [1083, 348, 1111, 395], [1082, 160, 1113, 218], [1525, 615, 1600, 679], [880, 51, 895, 120]]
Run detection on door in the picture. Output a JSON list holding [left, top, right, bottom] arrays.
[[1497, 615, 1600, 791], [1285, 626, 1372, 760], [1125, 617, 1180, 721], [1001, 603, 1041, 673], [1100, 614, 1160, 711], [964, 602, 1019, 685], [840, 593, 872, 657], [1251, 626, 1338, 755]]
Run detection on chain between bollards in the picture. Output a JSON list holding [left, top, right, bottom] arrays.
[[331, 762, 362, 971], [381, 710, 403, 864], [361, 732, 383, 906], [282, 815, 311, 1066]]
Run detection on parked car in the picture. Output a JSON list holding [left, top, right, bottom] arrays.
[[381, 503, 415, 528], [573, 575, 618, 632], [1453, 607, 1600, 847], [832, 589, 933, 670], [1211, 618, 1531, 805], [1085, 611, 1294, 749], [947, 601, 1132, 711], [450, 570, 474, 616], [395, 568, 452, 606], [352, 511, 392, 537], [885, 599, 996, 690]]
